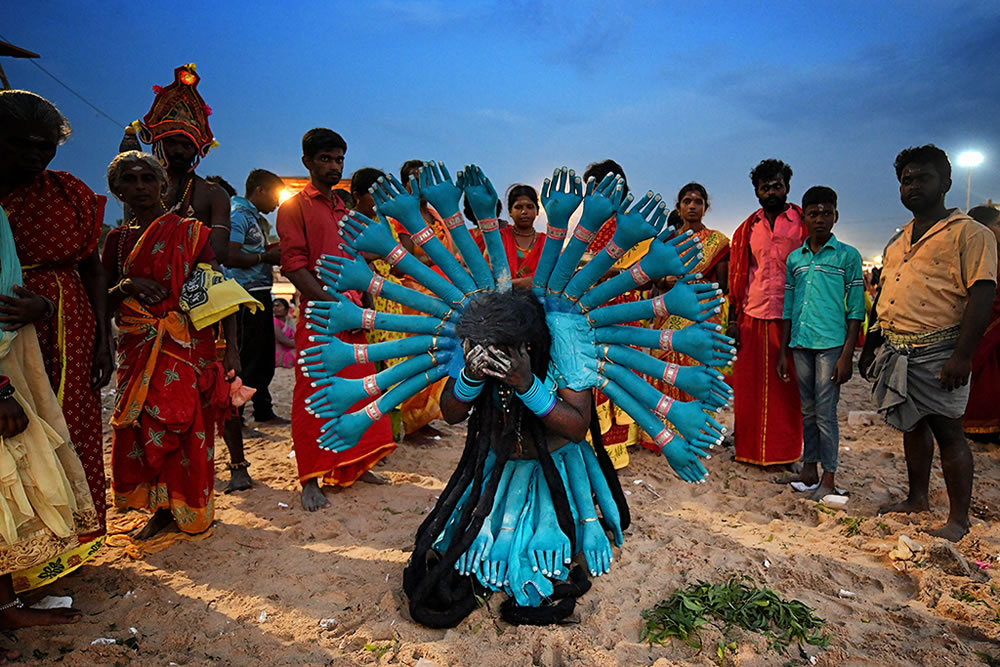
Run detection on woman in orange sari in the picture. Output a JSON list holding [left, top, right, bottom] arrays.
[[102, 152, 239, 539], [641, 183, 730, 450]]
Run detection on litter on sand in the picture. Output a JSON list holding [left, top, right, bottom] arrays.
[[31, 595, 73, 609]]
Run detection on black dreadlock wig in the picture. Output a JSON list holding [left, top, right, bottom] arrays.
[[403, 289, 629, 627]]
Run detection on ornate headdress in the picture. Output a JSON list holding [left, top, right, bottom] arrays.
[[133, 64, 217, 165]]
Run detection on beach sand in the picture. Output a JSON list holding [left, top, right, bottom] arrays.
[[7, 367, 1000, 665]]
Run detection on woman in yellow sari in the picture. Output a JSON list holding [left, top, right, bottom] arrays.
[[0, 206, 98, 627], [641, 182, 730, 451]]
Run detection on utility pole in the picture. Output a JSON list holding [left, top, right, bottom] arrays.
[[0, 39, 40, 89]]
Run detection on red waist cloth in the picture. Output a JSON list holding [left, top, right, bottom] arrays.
[[733, 316, 803, 465], [291, 312, 395, 485], [964, 287, 1000, 436]]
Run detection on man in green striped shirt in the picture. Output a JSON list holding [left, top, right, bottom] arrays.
[[777, 186, 865, 500]]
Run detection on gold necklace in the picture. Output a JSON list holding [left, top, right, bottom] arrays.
[[162, 175, 193, 211]]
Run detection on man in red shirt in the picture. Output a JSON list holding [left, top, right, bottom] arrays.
[[276, 129, 394, 511], [728, 159, 807, 466]]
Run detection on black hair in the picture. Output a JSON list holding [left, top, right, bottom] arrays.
[[245, 169, 283, 197], [301, 128, 347, 159], [400, 159, 423, 185], [969, 205, 1000, 226], [583, 159, 629, 198], [750, 159, 792, 188], [204, 175, 236, 198], [0, 89, 71, 143], [350, 167, 385, 197], [667, 208, 683, 230], [801, 185, 838, 210], [274, 297, 290, 309], [403, 288, 629, 627], [506, 184, 538, 212], [893, 144, 951, 183], [676, 182, 710, 210]]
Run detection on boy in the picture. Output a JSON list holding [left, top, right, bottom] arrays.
[[860, 145, 997, 542], [777, 186, 865, 500]]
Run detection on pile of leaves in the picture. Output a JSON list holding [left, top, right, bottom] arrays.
[[641, 575, 830, 658]]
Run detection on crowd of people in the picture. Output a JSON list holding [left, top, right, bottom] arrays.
[[0, 61, 996, 630]]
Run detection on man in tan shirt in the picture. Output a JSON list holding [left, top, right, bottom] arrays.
[[860, 144, 997, 542]]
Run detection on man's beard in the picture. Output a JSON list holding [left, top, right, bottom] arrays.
[[761, 195, 786, 213]]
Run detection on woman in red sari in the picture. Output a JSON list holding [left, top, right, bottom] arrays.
[[0, 91, 111, 539], [102, 152, 239, 539], [641, 183, 730, 450], [470, 184, 546, 288]]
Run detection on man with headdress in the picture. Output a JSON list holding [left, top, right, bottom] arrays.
[[129, 64, 231, 262], [128, 64, 250, 489], [728, 158, 806, 467], [0, 91, 110, 588]]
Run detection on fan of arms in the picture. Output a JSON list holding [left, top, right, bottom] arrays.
[[298, 161, 736, 485]]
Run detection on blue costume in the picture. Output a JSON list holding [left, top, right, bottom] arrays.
[[298, 164, 735, 626]]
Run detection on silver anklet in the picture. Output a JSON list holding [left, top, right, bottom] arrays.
[[0, 598, 23, 612]]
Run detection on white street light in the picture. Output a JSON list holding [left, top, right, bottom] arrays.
[[956, 150, 984, 211]]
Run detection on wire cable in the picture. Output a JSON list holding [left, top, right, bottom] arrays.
[[0, 32, 125, 128]]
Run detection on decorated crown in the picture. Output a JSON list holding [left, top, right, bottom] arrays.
[[135, 64, 218, 157]]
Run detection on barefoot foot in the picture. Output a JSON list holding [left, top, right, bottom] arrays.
[[774, 472, 820, 486], [878, 498, 930, 515], [224, 465, 253, 494], [927, 520, 969, 542], [808, 484, 836, 501], [301, 480, 330, 511], [133, 509, 174, 540], [0, 605, 82, 629], [359, 470, 388, 485]]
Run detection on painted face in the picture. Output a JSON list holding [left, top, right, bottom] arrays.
[[0, 121, 59, 183], [678, 190, 707, 224], [304, 148, 345, 187], [161, 135, 198, 169], [116, 162, 163, 209], [803, 202, 838, 241], [510, 196, 538, 229], [755, 177, 788, 212], [899, 162, 948, 214]]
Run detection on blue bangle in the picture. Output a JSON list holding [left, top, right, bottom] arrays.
[[516, 375, 557, 417], [454, 370, 484, 402]]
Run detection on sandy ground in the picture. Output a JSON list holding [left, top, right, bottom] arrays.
[[4, 366, 1000, 666]]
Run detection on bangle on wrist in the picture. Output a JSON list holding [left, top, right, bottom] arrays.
[[454, 370, 484, 402], [516, 375, 557, 417], [0, 383, 14, 401]]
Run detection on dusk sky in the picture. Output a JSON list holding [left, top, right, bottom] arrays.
[[5, 1, 999, 257]]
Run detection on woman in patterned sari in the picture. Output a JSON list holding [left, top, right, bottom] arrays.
[[102, 152, 239, 539], [641, 183, 730, 451], [0, 91, 110, 543]]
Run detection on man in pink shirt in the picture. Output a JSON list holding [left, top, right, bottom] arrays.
[[727, 159, 807, 465], [277, 128, 394, 511]]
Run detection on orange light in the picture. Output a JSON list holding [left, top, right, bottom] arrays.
[[278, 188, 294, 204]]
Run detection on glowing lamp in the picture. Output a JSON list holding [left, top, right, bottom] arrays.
[[956, 150, 984, 168]]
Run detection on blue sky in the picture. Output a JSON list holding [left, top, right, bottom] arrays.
[[5, 0, 999, 257]]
